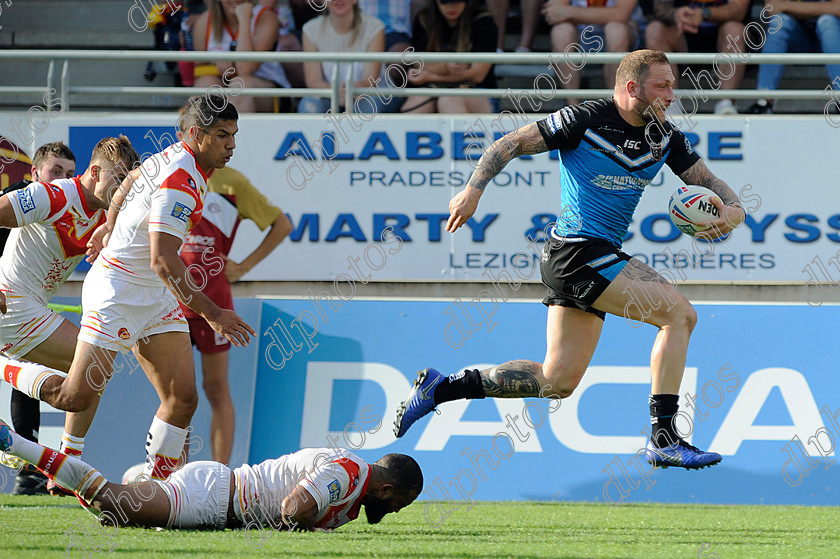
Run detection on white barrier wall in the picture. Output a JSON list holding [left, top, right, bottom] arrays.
[[1, 113, 838, 285]]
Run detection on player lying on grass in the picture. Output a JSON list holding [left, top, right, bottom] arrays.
[[0, 420, 422, 531]]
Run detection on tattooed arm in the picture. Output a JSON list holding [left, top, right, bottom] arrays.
[[446, 123, 549, 232], [678, 158, 746, 236], [652, 0, 677, 25]]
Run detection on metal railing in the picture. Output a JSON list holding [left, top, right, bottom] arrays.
[[1, 50, 839, 113]]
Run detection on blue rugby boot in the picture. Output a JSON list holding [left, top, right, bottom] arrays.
[[0, 420, 10, 452], [645, 438, 722, 470], [0, 420, 25, 470], [393, 368, 444, 438]]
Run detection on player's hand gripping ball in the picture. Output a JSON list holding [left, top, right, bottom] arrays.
[[668, 185, 723, 236]]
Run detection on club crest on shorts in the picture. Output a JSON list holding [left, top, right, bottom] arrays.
[[118, 327, 131, 340]]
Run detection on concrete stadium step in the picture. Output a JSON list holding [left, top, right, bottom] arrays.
[[1, 0, 159, 48], [0, 59, 182, 112]]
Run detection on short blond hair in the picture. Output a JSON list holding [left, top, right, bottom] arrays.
[[90, 135, 139, 172], [615, 50, 671, 89]]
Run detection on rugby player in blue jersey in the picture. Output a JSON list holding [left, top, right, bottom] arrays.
[[394, 50, 746, 470]]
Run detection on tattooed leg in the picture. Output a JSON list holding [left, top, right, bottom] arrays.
[[479, 360, 543, 398]]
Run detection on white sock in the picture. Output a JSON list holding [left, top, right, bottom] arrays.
[[143, 416, 188, 481], [1, 356, 66, 399], [5, 427, 105, 504], [60, 432, 85, 457]]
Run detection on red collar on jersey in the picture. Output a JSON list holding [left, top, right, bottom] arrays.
[[73, 176, 98, 218], [181, 142, 209, 182]]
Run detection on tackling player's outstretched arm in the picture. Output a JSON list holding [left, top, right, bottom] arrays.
[[0, 192, 20, 229], [150, 230, 256, 347], [677, 158, 746, 236], [86, 169, 141, 262], [281, 484, 319, 531], [447, 123, 548, 232]]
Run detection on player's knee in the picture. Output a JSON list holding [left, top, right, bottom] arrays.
[[201, 380, 230, 407], [541, 364, 583, 398], [549, 384, 577, 399], [671, 300, 698, 334], [171, 390, 199, 417]]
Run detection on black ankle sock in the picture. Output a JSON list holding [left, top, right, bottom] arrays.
[[11, 388, 41, 442], [649, 394, 680, 447], [433, 369, 486, 405]]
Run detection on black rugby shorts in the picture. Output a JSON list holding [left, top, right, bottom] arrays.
[[539, 237, 632, 320]]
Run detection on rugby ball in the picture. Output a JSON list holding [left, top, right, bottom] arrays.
[[121, 462, 148, 485], [668, 185, 721, 236]]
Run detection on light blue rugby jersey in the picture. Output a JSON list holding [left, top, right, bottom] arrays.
[[536, 98, 700, 248]]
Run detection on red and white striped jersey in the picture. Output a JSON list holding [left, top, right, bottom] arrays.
[[94, 142, 207, 287], [0, 177, 105, 302], [232, 448, 370, 531]]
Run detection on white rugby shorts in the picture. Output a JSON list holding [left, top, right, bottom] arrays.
[[78, 269, 188, 353], [159, 461, 232, 530], [0, 287, 64, 358]]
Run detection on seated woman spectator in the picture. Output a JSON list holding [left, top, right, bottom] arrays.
[[401, 0, 498, 113], [192, 0, 293, 112], [298, 0, 386, 114], [260, 0, 306, 89]]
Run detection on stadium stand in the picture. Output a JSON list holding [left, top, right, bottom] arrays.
[[0, 0, 180, 111], [0, 0, 834, 114]]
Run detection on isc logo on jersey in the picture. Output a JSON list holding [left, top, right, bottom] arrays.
[[327, 479, 341, 503], [17, 188, 35, 213], [171, 202, 192, 222]]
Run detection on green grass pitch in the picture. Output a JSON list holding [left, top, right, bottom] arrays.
[[2, 495, 839, 558]]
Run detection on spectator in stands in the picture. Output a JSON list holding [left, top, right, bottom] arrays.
[[288, 0, 322, 30], [359, 0, 413, 111], [749, 2, 840, 114], [401, 0, 498, 113], [298, 0, 386, 113], [485, 0, 543, 52], [359, 0, 412, 54], [193, 0, 293, 112], [177, 1, 209, 87], [260, 0, 306, 90], [543, 0, 645, 105], [646, 0, 749, 114]]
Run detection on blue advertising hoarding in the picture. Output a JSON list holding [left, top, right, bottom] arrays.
[[249, 298, 840, 509], [3, 296, 836, 509]]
